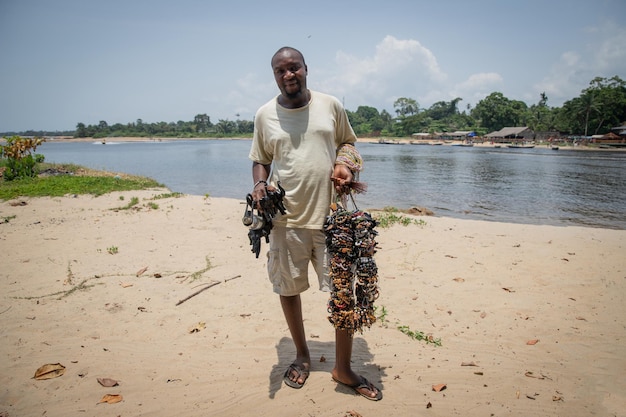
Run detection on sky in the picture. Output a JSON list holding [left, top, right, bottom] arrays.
[[1, 0, 625, 132]]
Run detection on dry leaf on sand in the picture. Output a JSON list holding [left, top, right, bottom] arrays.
[[97, 377, 119, 387], [526, 339, 539, 345], [188, 322, 206, 333], [33, 363, 66, 380], [97, 394, 123, 404], [432, 383, 447, 392], [136, 266, 148, 276]]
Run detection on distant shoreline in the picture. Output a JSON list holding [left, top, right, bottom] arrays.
[[38, 136, 626, 151]]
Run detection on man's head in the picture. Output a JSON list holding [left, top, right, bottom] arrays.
[[271, 47, 308, 104]]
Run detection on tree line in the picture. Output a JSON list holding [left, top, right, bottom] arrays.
[[347, 75, 626, 138], [74, 115, 254, 139], [3, 75, 624, 139]]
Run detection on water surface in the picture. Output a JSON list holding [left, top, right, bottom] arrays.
[[38, 140, 626, 229]]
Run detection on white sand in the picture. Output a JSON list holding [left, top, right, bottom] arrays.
[[1, 190, 624, 416]]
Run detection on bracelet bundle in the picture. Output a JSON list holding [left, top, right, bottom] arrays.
[[324, 202, 379, 335]]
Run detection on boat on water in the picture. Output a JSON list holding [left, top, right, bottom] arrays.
[[378, 139, 405, 145], [451, 142, 474, 147], [409, 141, 444, 145], [507, 144, 535, 149]]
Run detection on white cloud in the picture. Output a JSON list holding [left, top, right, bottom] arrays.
[[316, 35, 447, 110], [533, 23, 626, 107], [594, 24, 626, 72], [452, 72, 503, 107]]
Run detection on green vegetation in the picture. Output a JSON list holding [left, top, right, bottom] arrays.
[[0, 137, 163, 200], [0, 162, 163, 201], [189, 256, 213, 282], [374, 305, 389, 326], [0, 136, 46, 180], [375, 305, 442, 346], [112, 196, 140, 210], [73, 115, 253, 139], [398, 325, 442, 346], [151, 192, 183, 200], [373, 207, 427, 228], [349, 75, 626, 137]]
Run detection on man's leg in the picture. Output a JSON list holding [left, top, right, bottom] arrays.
[[280, 294, 310, 386], [332, 328, 381, 399]]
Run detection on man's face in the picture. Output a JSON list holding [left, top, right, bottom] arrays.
[[272, 50, 307, 99]]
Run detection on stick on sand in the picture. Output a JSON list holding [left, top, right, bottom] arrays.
[[175, 275, 241, 306]]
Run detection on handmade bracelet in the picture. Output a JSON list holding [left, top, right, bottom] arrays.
[[335, 143, 363, 172], [253, 180, 267, 188]]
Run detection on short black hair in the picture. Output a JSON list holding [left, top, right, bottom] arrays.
[[271, 46, 306, 67]]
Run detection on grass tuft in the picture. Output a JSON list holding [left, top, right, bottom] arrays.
[[0, 163, 163, 200]]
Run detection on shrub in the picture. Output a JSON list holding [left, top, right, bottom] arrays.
[[0, 136, 46, 180]]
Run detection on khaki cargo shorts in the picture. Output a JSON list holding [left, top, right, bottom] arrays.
[[267, 226, 330, 296]]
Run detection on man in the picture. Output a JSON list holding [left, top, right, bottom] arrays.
[[248, 46, 382, 401]]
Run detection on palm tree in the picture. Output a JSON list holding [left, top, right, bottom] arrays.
[[575, 93, 600, 136]]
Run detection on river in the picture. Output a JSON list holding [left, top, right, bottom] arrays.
[[37, 139, 626, 230]]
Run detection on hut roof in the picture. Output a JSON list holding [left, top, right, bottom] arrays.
[[447, 131, 474, 137], [611, 125, 626, 135], [485, 127, 531, 138]]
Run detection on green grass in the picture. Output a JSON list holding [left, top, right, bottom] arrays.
[[0, 163, 163, 200], [397, 325, 442, 346], [373, 206, 427, 228]]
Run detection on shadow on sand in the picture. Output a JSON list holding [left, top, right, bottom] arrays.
[[268, 336, 386, 399]]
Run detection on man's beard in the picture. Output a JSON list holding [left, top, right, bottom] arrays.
[[283, 82, 304, 99], [284, 88, 303, 99]]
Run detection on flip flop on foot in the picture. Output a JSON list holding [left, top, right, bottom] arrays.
[[333, 375, 383, 401], [283, 363, 310, 389]]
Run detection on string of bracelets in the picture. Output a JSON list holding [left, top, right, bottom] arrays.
[[324, 144, 380, 335]]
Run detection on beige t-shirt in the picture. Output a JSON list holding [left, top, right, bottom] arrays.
[[249, 90, 357, 229]]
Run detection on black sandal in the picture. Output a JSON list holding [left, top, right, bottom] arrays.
[[283, 363, 310, 389]]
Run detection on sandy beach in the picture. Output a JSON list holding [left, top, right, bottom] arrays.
[[1, 189, 625, 416]]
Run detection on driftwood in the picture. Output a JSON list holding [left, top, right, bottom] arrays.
[[175, 275, 241, 306]]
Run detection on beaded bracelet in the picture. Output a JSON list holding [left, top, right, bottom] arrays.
[[253, 180, 267, 188]]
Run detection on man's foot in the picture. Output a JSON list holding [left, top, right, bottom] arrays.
[[283, 362, 310, 389], [332, 374, 382, 401]]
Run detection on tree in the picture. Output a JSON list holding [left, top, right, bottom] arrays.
[[194, 114, 212, 133], [379, 110, 394, 134], [556, 76, 626, 135], [526, 92, 555, 132], [393, 97, 419, 117], [75, 122, 87, 138], [236, 119, 254, 134], [350, 106, 386, 135], [582, 76, 626, 135], [214, 119, 236, 135], [471, 92, 528, 132], [425, 98, 462, 120]]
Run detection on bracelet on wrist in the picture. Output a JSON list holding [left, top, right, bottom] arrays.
[[254, 180, 267, 188]]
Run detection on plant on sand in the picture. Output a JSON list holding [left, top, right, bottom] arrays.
[[0, 136, 46, 180], [373, 206, 427, 228]]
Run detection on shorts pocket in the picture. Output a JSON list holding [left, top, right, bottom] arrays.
[[267, 248, 280, 287]]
